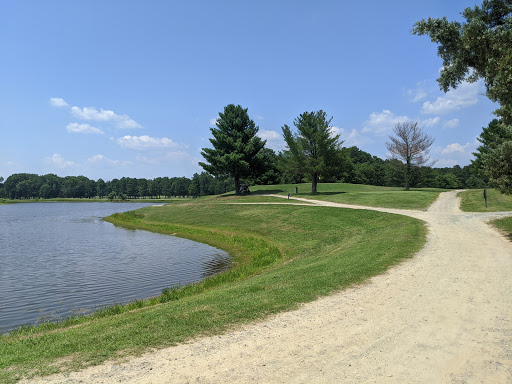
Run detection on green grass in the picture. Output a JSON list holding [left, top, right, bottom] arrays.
[[491, 217, 512, 242], [459, 189, 512, 212], [0, 191, 427, 383], [248, 183, 445, 210]]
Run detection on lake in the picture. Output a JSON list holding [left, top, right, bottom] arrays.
[[0, 202, 231, 333]]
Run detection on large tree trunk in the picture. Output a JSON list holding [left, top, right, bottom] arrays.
[[312, 173, 318, 193], [234, 177, 241, 195], [405, 161, 411, 190]]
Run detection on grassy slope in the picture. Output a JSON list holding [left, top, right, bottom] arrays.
[[1, 184, 429, 383], [250, 183, 445, 210]]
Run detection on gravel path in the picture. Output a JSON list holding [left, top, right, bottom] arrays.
[[29, 191, 512, 383]]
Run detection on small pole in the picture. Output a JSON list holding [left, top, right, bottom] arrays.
[[288, 193, 290, 200], [484, 188, 487, 208]]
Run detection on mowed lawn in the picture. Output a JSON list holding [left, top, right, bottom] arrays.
[[247, 182, 445, 210], [1, 184, 430, 383], [458, 188, 512, 241]]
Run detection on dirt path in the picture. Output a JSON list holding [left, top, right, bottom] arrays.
[[29, 191, 512, 383]]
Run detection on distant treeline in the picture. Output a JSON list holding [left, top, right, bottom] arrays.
[[0, 146, 488, 200], [0, 173, 233, 200]]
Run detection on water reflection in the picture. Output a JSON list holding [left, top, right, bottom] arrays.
[[0, 203, 231, 332]]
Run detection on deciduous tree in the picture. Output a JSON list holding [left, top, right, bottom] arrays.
[[386, 122, 435, 190], [413, 0, 512, 193]]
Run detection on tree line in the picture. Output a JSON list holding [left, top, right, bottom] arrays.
[[0, 173, 233, 200], [0, 147, 487, 200]]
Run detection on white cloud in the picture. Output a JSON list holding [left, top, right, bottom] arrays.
[[66, 122, 104, 134], [433, 142, 476, 167], [136, 151, 198, 166], [441, 142, 471, 155], [257, 129, 285, 152], [209, 118, 219, 126], [362, 110, 410, 136], [45, 153, 75, 168], [443, 118, 460, 129], [407, 82, 429, 103], [116, 135, 186, 150], [71, 106, 142, 129], [50, 97, 68, 107], [254, 115, 264, 120], [421, 117, 440, 128], [421, 81, 482, 115], [88, 155, 117, 165], [71, 106, 116, 121], [342, 128, 374, 147], [86, 154, 132, 166], [328, 126, 343, 138]]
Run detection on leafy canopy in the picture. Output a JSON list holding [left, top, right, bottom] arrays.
[[412, 0, 512, 123], [413, 0, 512, 193]]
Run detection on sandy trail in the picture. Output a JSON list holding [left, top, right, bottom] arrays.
[[29, 191, 512, 383]]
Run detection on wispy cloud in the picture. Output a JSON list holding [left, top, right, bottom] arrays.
[[341, 128, 374, 148], [406, 81, 429, 103], [50, 97, 69, 107], [44, 153, 75, 168], [257, 129, 285, 152], [71, 106, 142, 129], [421, 81, 481, 115], [421, 117, 440, 128], [50, 98, 143, 130], [443, 118, 460, 129], [116, 135, 187, 150], [441, 142, 472, 155], [87, 154, 132, 166], [362, 110, 410, 136], [66, 122, 104, 134], [433, 141, 476, 167]]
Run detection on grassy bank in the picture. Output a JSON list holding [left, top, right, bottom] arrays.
[[458, 189, 512, 212], [0, 185, 428, 383], [248, 183, 444, 210]]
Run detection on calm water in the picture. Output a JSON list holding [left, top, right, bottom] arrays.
[[0, 203, 231, 332]]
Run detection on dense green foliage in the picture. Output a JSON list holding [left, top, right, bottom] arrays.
[[0, 148, 488, 201], [200, 104, 266, 194], [282, 110, 343, 193], [0, 190, 426, 383], [413, 0, 512, 193], [0, 173, 232, 200]]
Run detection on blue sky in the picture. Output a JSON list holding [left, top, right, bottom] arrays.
[[0, 0, 497, 180]]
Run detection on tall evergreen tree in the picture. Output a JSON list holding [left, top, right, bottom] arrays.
[[282, 110, 342, 193], [199, 104, 266, 194]]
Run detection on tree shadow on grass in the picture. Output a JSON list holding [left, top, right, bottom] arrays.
[[300, 192, 347, 196], [251, 189, 286, 195]]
